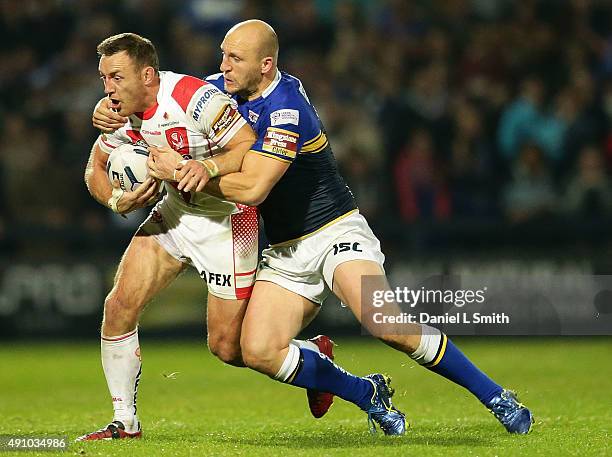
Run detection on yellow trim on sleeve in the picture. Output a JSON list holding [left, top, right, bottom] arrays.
[[270, 209, 359, 247], [252, 150, 293, 163], [300, 133, 328, 153], [303, 131, 323, 146]]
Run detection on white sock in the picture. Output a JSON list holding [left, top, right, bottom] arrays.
[[101, 328, 141, 432], [274, 342, 301, 382], [409, 324, 442, 365], [292, 339, 320, 353]]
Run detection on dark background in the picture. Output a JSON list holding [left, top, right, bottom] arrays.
[[1, 0, 611, 338]]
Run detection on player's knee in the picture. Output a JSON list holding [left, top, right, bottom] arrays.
[[240, 335, 277, 375], [102, 293, 141, 331], [208, 335, 245, 367]]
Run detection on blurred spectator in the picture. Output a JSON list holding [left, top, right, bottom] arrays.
[[338, 147, 385, 221], [497, 76, 546, 160], [404, 61, 451, 128], [600, 79, 612, 169], [182, 0, 245, 36], [560, 69, 607, 172], [447, 98, 499, 219], [275, 0, 334, 55], [0, 114, 74, 227], [393, 128, 450, 223], [324, 101, 383, 166], [562, 145, 612, 218], [503, 143, 557, 223]]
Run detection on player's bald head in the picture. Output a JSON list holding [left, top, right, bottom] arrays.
[[220, 20, 279, 99], [225, 19, 279, 62]]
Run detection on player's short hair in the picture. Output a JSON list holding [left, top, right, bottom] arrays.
[[97, 33, 159, 72], [258, 27, 279, 62]]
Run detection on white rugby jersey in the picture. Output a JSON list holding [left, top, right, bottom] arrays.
[[96, 71, 247, 216]]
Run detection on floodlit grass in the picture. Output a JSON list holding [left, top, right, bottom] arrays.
[[0, 337, 610, 456]]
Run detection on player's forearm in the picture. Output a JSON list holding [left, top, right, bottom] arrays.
[[205, 172, 268, 206], [85, 154, 113, 208], [204, 123, 257, 178], [207, 139, 252, 176]]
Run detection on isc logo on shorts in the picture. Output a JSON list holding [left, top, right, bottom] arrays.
[[331, 242, 362, 255]]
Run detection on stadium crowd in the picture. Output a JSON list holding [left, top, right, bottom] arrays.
[[1, 0, 611, 253]]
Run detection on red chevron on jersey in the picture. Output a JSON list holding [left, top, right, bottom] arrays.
[[126, 130, 148, 147], [172, 75, 206, 112]]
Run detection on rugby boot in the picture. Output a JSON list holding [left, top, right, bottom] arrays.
[[363, 374, 407, 435], [75, 420, 142, 441], [487, 389, 534, 434], [306, 335, 336, 418]]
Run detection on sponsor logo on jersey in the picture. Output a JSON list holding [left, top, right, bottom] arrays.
[[248, 110, 259, 123], [270, 109, 300, 126], [141, 129, 161, 135], [165, 127, 190, 155], [192, 87, 218, 122], [262, 127, 299, 158], [159, 121, 179, 127], [211, 104, 238, 136]]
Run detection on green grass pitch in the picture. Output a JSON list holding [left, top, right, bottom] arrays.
[[0, 337, 610, 456]]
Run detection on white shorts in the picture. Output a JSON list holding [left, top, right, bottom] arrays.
[[140, 197, 258, 300], [257, 211, 385, 304]]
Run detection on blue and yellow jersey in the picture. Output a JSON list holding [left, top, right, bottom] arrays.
[[206, 70, 357, 245]]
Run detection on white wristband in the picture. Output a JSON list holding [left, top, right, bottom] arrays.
[[107, 187, 125, 213], [198, 159, 219, 178]]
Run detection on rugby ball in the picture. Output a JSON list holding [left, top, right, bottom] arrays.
[[106, 143, 156, 192]]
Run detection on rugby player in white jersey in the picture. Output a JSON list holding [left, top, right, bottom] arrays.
[[78, 33, 332, 441], [93, 22, 533, 436]]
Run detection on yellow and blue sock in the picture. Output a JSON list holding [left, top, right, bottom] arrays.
[[275, 343, 374, 410], [411, 326, 502, 406]]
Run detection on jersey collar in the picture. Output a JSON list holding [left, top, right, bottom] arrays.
[[135, 71, 166, 120], [261, 70, 281, 99]]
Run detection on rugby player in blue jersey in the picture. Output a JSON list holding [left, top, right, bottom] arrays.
[[94, 20, 533, 435]]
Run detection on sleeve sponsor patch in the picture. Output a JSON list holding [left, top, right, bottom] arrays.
[[192, 86, 221, 122], [261, 127, 299, 159], [211, 103, 239, 136], [270, 109, 300, 126]]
